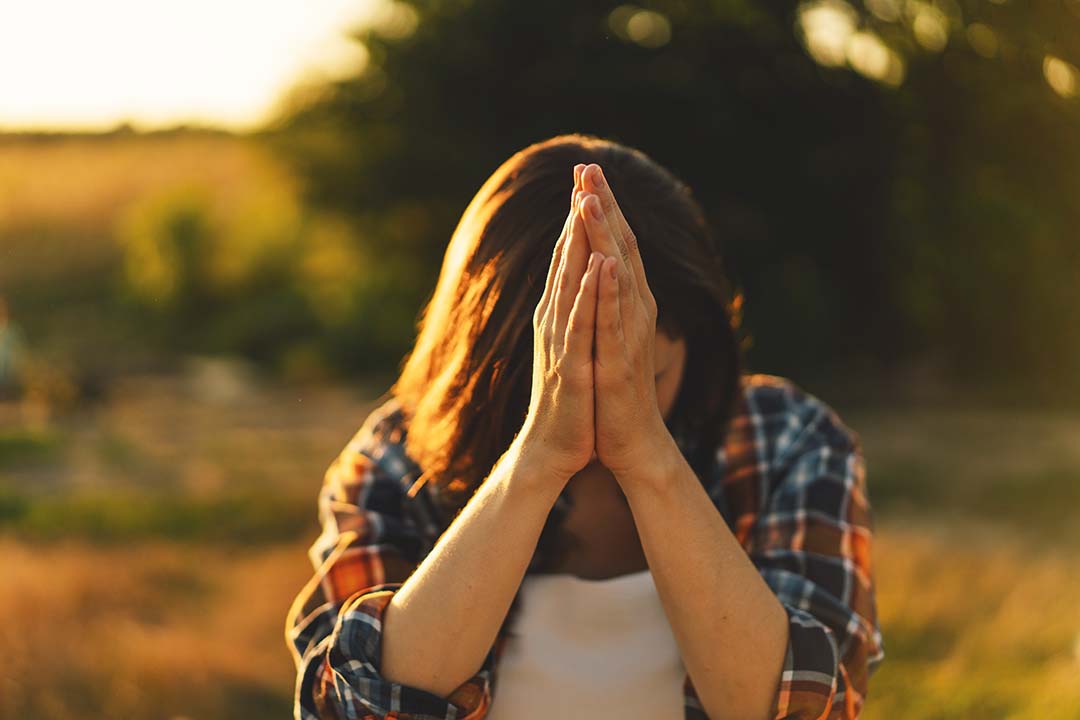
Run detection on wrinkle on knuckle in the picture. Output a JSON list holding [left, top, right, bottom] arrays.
[[540, 322, 555, 346], [554, 361, 585, 387]]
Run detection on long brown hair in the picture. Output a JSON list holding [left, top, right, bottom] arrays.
[[391, 133, 743, 518]]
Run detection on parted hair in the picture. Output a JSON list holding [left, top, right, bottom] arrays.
[[390, 133, 743, 520]]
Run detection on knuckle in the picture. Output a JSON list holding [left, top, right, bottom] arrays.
[[563, 270, 577, 291], [553, 358, 585, 385], [564, 316, 581, 339]]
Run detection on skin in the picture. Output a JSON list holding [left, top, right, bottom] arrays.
[[575, 162, 790, 719], [380, 180, 598, 700], [380, 164, 789, 719], [542, 329, 684, 580]]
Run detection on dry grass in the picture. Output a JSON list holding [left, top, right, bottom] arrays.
[[2, 522, 1078, 719], [2, 134, 1078, 717], [867, 521, 1080, 719], [0, 538, 313, 719], [0, 133, 292, 286], [2, 392, 1080, 717]]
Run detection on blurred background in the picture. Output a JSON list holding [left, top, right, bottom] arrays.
[[2, 0, 1079, 717]]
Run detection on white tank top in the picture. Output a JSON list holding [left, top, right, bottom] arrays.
[[487, 568, 687, 720]]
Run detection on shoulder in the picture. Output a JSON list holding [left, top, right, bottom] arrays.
[[733, 373, 861, 469], [723, 375, 869, 540], [348, 395, 409, 453], [327, 394, 415, 489]]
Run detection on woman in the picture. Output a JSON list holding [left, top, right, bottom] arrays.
[[286, 134, 883, 719]]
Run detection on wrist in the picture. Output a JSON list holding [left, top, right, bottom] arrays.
[[505, 426, 576, 492], [615, 425, 683, 498]]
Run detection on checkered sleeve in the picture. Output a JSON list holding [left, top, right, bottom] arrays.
[[744, 382, 884, 719], [286, 403, 496, 720]]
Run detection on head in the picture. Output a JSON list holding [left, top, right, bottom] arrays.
[[391, 134, 743, 514]]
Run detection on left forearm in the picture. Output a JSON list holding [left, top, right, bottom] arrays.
[[621, 437, 789, 720]]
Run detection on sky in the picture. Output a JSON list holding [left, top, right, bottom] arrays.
[[0, 0, 381, 131]]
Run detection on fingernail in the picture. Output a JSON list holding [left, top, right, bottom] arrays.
[[590, 165, 605, 188], [607, 257, 617, 278], [588, 196, 603, 220]]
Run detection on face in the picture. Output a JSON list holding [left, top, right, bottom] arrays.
[[654, 328, 687, 423]]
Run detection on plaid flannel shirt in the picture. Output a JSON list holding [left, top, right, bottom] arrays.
[[286, 373, 884, 719]]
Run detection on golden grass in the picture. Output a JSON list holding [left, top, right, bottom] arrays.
[[0, 133, 295, 287], [0, 134, 291, 233], [2, 521, 1077, 719], [1, 129, 1076, 715], [3, 382, 1080, 718], [0, 538, 313, 719], [867, 520, 1080, 719]]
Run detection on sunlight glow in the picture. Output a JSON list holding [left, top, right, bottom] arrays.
[[847, 31, 905, 86], [865, 0, 901, 22], [1043, 55, 1079, 99], [911, 4, 950, 53], [965, 23, 998, 59], [799, 0, 858, 68], [608, 5, 672, 49], [0, 0, 381, 131], [798, 0, 905, 86]]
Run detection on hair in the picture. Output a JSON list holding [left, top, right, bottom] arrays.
[[391, 133, 743, 537]]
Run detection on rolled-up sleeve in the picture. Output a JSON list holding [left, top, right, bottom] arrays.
[[287, 405, 497, 720], [742, 383, 884, 719]]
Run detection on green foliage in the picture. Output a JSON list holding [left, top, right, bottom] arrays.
[[267, 0, 1080, 396], [109, 168, 415, 374], [0, 428, 64, 466], [0, 486, 315, 544]]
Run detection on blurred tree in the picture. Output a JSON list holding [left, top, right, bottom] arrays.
[[116, 186, 318, 371], [267, 0, 1080, 399]]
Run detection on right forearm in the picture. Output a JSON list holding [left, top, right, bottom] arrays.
[[379, 432, 567, 698]]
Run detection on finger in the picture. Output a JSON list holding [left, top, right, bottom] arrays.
[[582, 163, 651, 301], [574, 163, 586, 190], [565, 251, 601, 359], [538, 187, 583, 319], [595, 255, 625, 370], [580, 193, 635, 322], [580, 193, 622, 266], [552, 209, 589, 351]]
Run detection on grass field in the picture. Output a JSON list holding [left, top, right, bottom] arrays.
[[2, 132, 1077, 719], [2, 374, 1079, 719]]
